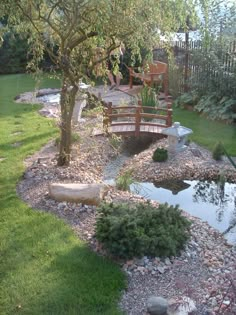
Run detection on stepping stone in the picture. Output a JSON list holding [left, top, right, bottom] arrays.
[[11, 142, 22, 147]]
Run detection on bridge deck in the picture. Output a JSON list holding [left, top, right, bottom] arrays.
[[108, 123, 167, 135]]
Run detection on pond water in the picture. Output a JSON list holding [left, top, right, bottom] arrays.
[[37, 93, 60, 103], [130, 180, 236, 244]]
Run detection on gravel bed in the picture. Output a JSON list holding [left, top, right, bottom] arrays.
[[16, 92, 236, 315]]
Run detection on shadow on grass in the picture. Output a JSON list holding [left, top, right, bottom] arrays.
[[0, 130, 57, 153]]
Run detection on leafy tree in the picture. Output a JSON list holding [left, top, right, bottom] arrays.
[[0, 0, 195, 166], [0, 31, 28, 74]]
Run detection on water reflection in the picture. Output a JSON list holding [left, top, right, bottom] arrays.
[[192, 180, 236, 223], [130, 179, 236, 244], [154, 179, 190, 195]]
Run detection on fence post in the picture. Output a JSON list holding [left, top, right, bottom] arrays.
[[135, 101, 142, 137]]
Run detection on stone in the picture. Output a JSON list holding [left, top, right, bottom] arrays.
[[49, 183, 108, 205], [72, 91, 89, 124], [147, 296, 168, 315], [157, 266, 165, 274]]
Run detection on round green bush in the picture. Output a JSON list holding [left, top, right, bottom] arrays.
[[95, 202, 191, 259], [152, 147, 168, 162]]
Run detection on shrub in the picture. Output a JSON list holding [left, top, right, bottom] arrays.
[[95, 202, 191, 259], [140, 85, 158, 121], [116, 170, 134, 191], [152, 147, 168, 162], [174, 92, 199, 108], [212, 142, 224, 161]]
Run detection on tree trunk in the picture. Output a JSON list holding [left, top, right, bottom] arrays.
[[57, 75, 78, 166]]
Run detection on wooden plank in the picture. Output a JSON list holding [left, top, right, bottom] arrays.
[[111, 105, 138, 110], [109, 113, 136, 119]]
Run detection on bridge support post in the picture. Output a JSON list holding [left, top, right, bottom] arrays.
[[107, 102, 113, 125], [167, 109, 173, 127], [135, 101, 142, 137]]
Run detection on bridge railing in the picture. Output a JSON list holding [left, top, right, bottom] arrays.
[[103, 100, 172, 137]]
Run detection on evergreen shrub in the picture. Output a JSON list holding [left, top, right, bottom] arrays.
[[152, 147, 168, 162], [95, 202, 191, 259]]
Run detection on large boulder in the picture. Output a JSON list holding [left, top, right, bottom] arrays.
[[49, 183, 108, 205]]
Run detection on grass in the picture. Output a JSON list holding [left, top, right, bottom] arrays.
[[173, 107, 236, 156], [0, 74, 125, 315]]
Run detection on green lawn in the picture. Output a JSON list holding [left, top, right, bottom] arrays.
[[0, 74, 125, 315], [173, 107, 236, 156]]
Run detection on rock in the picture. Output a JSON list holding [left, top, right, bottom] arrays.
[[157, 266, 165, 274], [164, 257, 171, 266], [49, 183, 108, 205], [147, 296, 168, 315]]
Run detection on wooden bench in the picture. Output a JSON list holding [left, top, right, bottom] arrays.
[[128, 61, 168, 97]]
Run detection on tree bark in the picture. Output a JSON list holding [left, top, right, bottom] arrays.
[[57, 73, 78, 166]]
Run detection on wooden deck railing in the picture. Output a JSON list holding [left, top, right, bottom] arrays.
[[103, 100, 172, 137]]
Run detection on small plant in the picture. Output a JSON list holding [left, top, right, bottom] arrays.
[[116, 170, 134, 191], [95, 202, 191, 259], [212, 142, 224, 161], [109, 134, 122, 151], [140, 85, 158, 116], [152, 147, 168, 162]]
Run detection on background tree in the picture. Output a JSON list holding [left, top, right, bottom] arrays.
[[0, 0, 194, 166]]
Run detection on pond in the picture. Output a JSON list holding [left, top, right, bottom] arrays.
[[130, 180, 236, 244], [37, 93, 60, 103]]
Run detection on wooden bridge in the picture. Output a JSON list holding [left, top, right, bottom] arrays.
[[103, 100, 173, 137]]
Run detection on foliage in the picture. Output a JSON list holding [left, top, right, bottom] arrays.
[[95, 202, 191, 259], [0, 74, 125, 314], [170, 0, 236, 121], [194, 94, 236, 123], [109, 134, 123, 152], [174, 91, 236, 123], [0, 31, 28, 73], [174, 92, 199, 108], [152, 147, 168, 162], [212, 142, 224, 160], [116, 170, 134, 191], [140, 85, 158, 114]]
